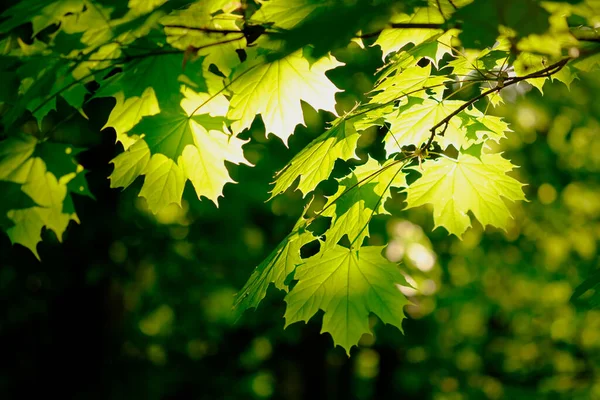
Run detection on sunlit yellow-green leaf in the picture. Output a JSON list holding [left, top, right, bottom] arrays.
[[384, 98, 469, 154], [138, 153, 186, 213], [0, 135, 81, 258], [321, 158, 407, 248], [370, 64, 450, 104], [462, 108, 511, 144], [270, 118, 359, 198], [374, 3, 456, 61], [405, 152, 526, 237], [228, 49, 343, 144], [514, 52, 552, 93], [0, 0, 84, 36], [103, 88, 160, 150], [109, 90, 249, 213], [284, 245, 409, 355], [110, 138, 151, 189]]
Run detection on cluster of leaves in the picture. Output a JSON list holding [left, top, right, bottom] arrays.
[[0, 0, 599, 354]]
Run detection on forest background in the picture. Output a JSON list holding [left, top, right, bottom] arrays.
[[1, 0, 600, 399]]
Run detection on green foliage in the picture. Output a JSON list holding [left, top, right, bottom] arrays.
[[0, 0, 599, 354], [404, 152, 526, 236], [284, 245, 410, 354]]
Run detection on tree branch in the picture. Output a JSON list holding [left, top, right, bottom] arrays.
[[422, 58, 571, 151]]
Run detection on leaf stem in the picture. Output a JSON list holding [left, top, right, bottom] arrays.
[[421, 57, 571, 152]]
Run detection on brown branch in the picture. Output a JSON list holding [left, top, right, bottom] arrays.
[[422, 58, 571, 151]]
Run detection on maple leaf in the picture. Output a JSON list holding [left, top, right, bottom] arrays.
[[270, 118, 360, 198], [461, 108, 511, 144], [234, 227, 315, 317], [102, 88, 160, 151], [0, 0, 85, 36], [404, 152, 526, 237], [227, 49, 343, 144], [59, 1, 170, 49], [2, 42, 88, 128], [446, 48, 509, 81], [284, 245, 409, 355], [1, 0, 599, 356], [0, 135, 87, 258], [321, 157, 407, 249], [95, 42, 208, 145], [513, 52, 552, 93], [109, 89, 250, 213], [384, 97, 469, 153], [0, 181, 38, 231], [374, 2, 455, 61], [370, 64, 451, 104]]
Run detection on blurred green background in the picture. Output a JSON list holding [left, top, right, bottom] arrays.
[[1, 32, 600, 400]]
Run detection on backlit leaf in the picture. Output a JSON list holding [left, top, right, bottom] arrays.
[[227, 49, 343, 144], [284, 245, 409, 355], [404, 152, 526, 237]]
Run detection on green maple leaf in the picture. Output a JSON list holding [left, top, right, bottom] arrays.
[[227, 49, 343, 144], [513, 52, 552, 93], [461, 108, 511, 144], [3, 45, 88, 128], [234, 227, 315, 317], [0, 0, 85, 36], [374, 2, 457, 61], [571, 50, 600, 73], [110, 139, 151, 189], [137, 153, 186, 213], [110, 93, 250, 213], [270, 118, 360, 198], [551, 64, 578, 89], [370, 64, 451, 104], [374, 30, 458, 88], [96, 43, 207, 146], [404, 152, 526, 237], [0, 135, 87, 258], [384, 98, 469, 154], [131, 108, 198, 160], [321, 157, 407, 248], [96, 48, 203, 103], [102, 88, 160, 150], [284, 245, 409, 355], [0, 181, 38, 230], [446, 48, 509, 81]]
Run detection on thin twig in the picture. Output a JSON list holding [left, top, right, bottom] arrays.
[[422, 58, 570, 152]]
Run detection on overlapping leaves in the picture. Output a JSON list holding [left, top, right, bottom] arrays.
[[0, 0, 599, 354], [0, 134, 91, 258]]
